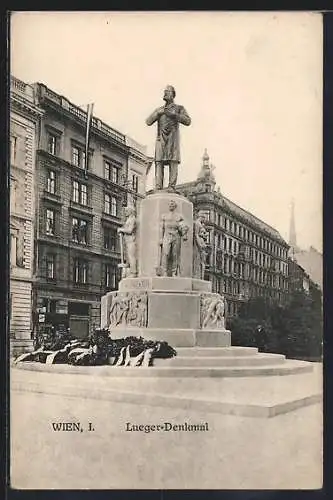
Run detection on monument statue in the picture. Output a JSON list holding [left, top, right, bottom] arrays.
[[117, 206, 137, 278], [193, 210, 209, 279], [98, 85, 231, 352], [157, 199, 189, 277], [146, 85, 191, 191]]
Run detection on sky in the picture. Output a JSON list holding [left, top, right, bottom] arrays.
[[10, 11, 323, 252]]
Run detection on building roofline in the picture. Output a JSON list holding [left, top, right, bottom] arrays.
[[33, 81, 149, 159], [177, 180, 287, 245]]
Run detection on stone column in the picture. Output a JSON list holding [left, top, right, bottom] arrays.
[[138, 192, 193, 278]]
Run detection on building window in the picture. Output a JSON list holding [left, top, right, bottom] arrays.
[[105, 263, 117, 288], [10, 136, 17, 165], [72, 217, 88, 245], [10, 234, 17, 267], [71, 145, 87, 169], [47, 170, 56, 194], [72, 146, 80, 166], [104, 161, 119, 183], [132, 174, 139, 192], [111, 165, 118, 183], [104, 161, 110, 180], [104, 194, 110, 214], [72, 181, 79, 203], [104, 227, 117, 251], [72, 181, 88, 205], [104, 194, 118, 216], [10, 177, 17, 213], [73, 259, 88, 284], [47, 134, 58, 156], [46, 209, 55, 235], [81, 184, 87, 205], [46, 255, 55, 279]]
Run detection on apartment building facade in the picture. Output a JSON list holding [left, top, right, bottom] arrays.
[[10, 76, 44, 353], [177, 150, 290, 317], [32, 82, 149, 339]]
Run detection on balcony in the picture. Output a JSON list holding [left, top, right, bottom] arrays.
[[101, 212, 121, 225], [43, 190, 63, 206], [69, 200, 93, 217]]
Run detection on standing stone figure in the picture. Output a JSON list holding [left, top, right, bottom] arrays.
[[146, 85, 191, 191], [193, 210, 209, 279], [158, 200, 189, 277], [118, 206, 137, 277]]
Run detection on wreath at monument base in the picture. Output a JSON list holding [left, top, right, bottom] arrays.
[[14, 328, 177, 367]]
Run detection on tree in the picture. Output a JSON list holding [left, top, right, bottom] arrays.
[[227, 291, 323, 360]]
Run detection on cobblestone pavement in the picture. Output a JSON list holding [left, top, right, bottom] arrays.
[[10, 380, 322, 490]]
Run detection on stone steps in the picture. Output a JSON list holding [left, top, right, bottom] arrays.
[[175, 346, 259, 357], [14, 358, 313, 377], [153, 353, 286, 367], [11, 363, 322, 418]]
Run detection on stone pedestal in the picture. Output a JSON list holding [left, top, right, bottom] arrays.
[[101, 276, 231, 348], [138, 192, 193, 277], [101, 192, 231, 348]]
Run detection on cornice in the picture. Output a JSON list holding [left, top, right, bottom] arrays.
[[11, 94, 44, 120]]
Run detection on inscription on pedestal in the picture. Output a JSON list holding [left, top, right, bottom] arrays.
[[120, 278, 151, 291]]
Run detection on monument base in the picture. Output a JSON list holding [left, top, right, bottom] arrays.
[[101, 276, 228, 348], [110, 327, 231, 348]]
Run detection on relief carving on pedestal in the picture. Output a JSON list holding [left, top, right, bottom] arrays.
[[200, 293, 225, 329], [109, 291, 148, 329]]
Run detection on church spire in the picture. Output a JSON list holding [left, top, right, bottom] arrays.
[[289, 198, 297, 253]]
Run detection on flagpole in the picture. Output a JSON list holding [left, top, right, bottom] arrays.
[[84, 103, 94, 180]]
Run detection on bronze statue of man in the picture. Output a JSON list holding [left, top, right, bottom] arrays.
[[146, 85, 191, 191]]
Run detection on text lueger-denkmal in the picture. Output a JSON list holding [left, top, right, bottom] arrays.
[[125, 422, 209, 433]]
